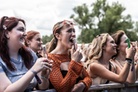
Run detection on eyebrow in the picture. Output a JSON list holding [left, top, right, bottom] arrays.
[[18, 26, 26, 30]]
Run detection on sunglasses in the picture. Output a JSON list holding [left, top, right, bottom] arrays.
[[54, 20, 74, 34]]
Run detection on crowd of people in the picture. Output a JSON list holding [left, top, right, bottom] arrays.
[[0, 16, 138, 92]]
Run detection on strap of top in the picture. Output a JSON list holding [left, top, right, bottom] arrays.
[[105, 62, 112, 84]]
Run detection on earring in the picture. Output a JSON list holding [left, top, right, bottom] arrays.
[[6, 35, 10, 39]]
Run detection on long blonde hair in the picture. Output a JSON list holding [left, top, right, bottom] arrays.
[[87, 33, 109, 64]]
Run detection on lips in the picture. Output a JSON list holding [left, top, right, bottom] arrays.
[[69, 38, 76, 43]]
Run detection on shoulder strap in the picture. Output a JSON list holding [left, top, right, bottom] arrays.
[[105, 62, 112, 84]]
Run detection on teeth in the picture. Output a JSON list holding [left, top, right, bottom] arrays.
[[70, 38, 76, 43], [73, 39, 76, 44]]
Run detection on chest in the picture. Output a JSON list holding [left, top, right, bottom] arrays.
[[60, 62, 70, 71]]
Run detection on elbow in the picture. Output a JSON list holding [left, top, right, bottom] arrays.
[[118, 78, 126, 83], [126, 80, 136, 84]]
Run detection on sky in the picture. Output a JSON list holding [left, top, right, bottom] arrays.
[[0, 0, 138, 37]]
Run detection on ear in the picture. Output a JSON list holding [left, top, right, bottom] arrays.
[[26, 40, 31, 46], [102, 44, 106, 50], [55, 33, 61, 40], [5, 31, 10, 39]]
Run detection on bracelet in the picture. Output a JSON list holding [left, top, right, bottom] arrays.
[[126, 58, 132, 64], [41, 76, 48, 80], [30, 70, 37, 75]]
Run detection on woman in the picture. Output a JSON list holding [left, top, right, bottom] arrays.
[[0, 16, 52, 92], [111, 30, 137, 83], [47, 20, 92, 92], [86, 33, 135, 85], [25, 30, 43, 58]]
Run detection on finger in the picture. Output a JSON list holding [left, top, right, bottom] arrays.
[[44, 62, 52, 68], [74, 43, 78, 51], [41, 61, 52, 68], [71, 45, 75, 55], [43, 58, 53, 64]]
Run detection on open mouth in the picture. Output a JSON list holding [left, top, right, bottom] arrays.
[[69, 38, 76, 43], [69, 38, 77, 50], [20, 34, 27, 41]]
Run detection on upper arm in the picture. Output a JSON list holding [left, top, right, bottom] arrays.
[[90, 63, 120, 82], [0, 61, 11, 92]]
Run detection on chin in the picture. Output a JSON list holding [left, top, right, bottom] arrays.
[[19, 42, 24, 47]]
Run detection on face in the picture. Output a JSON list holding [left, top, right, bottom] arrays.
[[104, 35, 117, 56], [28, 34, 43, 52], [58, 26, 76, 49], [118, 34, 128, 54], [7, 21, 26, 49]]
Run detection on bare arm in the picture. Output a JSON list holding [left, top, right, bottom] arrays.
[[0, 70, 35, 92], [0, 58, 51, 92], [90, 62, 130, 83]]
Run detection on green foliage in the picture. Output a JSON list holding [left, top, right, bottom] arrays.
[[42, 34, 53, 44], [70, 0, 138, 43]]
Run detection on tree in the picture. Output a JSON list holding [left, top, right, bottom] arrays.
[[70, 0, 137, 43], [42, 34, 53, 44]]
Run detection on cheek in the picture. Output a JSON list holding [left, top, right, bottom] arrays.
[[119, 43, 127, 51]]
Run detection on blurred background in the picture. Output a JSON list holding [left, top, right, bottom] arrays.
[[0, 0, 138, 44]]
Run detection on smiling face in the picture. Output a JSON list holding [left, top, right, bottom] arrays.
[[7, 21, 26, 49], [104, 35, 117, 56]]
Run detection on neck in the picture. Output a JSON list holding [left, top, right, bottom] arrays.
[[51, 44, 69, 54], [9, 47, 19, 59], [100, 52, 111, 65], [115, 52, 126, 63]]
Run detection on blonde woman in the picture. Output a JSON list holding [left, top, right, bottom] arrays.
[[86, 33, 135, 85]]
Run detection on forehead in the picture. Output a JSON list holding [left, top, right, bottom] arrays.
[[121, 34, 128, 40], [107, 35, 114, 41], [33, 34, 41, 38], [61, 25, 75, 32], [62, 23, 74, 29], [15, 21, 25, 28]]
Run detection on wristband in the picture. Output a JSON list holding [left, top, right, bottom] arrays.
[[41, 76, 48, 80], [30, 70, 42, 84], [30, 70, 37, 75], [126, 58, 132, 64]]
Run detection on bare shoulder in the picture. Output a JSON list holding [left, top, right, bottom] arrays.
[[89, 60, 104, 72]]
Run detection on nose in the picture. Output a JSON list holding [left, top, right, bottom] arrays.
[[114, 43, 117, 47], [40, 40, 43, 44], [22, 32, 27, 37], [72, 31, 76, 38]]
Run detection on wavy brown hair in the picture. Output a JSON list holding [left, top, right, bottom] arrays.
[[111, 30, 125, 59], [0, 16, 33, 71]]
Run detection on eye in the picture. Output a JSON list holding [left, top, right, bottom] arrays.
[[36, 38, 41, 42], [67, 28, 75, 33], [17, 27, 25, 32]]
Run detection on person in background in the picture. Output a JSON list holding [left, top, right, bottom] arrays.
[[86, 33, 135, 85], [47, 20, 92, 92], [111, 30, 137, 83], [0, 16, 52, 92], [25, 30, 43, 58]]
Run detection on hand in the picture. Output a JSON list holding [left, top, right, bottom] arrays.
[[71, 45, 82, 62], [126, 43, 136, 60], [71, 82, 85, 92], [134, 52, 138, 62], [31, 57, 53, 73]]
